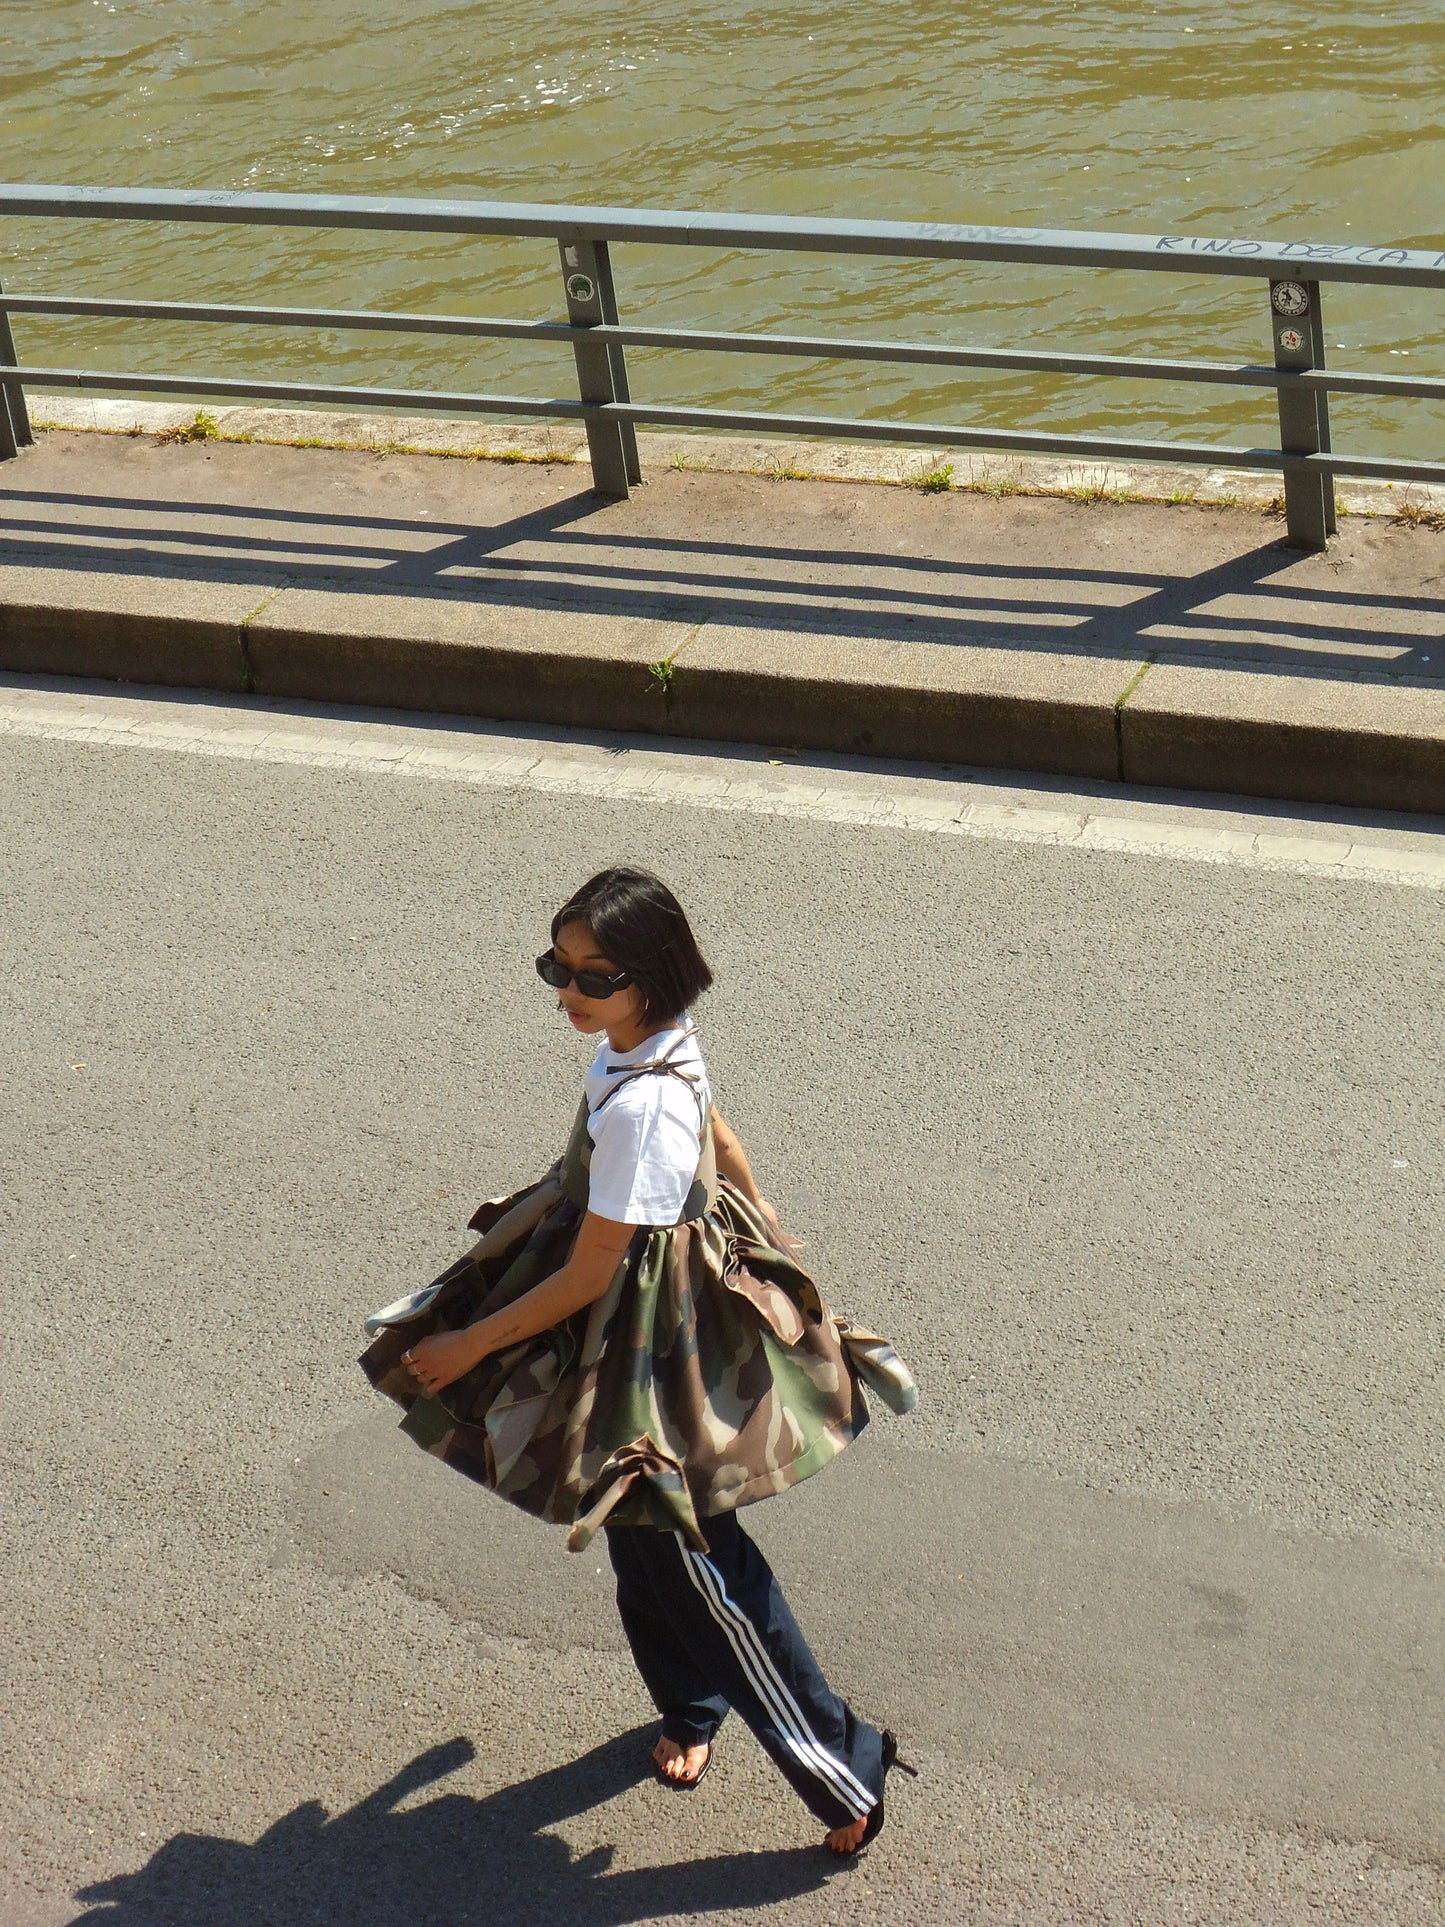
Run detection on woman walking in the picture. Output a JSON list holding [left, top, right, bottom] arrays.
[[360, 866, 917, 1853]]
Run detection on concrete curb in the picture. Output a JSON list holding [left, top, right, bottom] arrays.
[[4, 411, 1444, 813], [0, 563, 251, 693], [2, 557, 1443, 812], [1121, 657, 1445, 814]]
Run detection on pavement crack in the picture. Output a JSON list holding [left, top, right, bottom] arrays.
[[1112, 652, 1157, 783], [646, 615, 710, 719], [237, 580, 293, 695]]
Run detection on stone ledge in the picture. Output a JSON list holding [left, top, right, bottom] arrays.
[[1120, 655, 1445, 812], [671, 622, 1139, 777], [245, 586, 696, 730], [26, 395, 1445, 522], [6, 556, 1444, 811], [0, 563, 252, 690]]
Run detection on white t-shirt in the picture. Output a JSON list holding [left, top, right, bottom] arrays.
[[583, 1020, 711, 1226]]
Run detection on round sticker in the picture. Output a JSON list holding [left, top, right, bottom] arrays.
[[1271, 280, 1310, 317], [566, 273, 597, 304], [1277, 326, 1306, 352]]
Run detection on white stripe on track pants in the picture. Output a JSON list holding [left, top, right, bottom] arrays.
[[605, 1512, 883, 1829]]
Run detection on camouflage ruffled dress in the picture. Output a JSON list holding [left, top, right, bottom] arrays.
[[359, 1035, 916, 1553]]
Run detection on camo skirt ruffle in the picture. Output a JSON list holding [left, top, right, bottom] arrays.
[[359, 1169, 916, 1553]]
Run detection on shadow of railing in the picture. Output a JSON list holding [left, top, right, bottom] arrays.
[[2, 468, 1438, 679]]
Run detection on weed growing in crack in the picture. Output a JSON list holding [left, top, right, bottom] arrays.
[[155, 409, 220, 445], [1067, 482, 1129, 505], [646, 658, 676, 711], [1394, 496, 1445, 531], [913, 462, 955, 494], [967, 469, 1025, 498]]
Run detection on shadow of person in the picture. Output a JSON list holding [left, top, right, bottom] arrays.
[[70, 1728, 837, 1926]]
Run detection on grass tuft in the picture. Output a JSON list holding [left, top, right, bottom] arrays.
[[1394, 496, 1445, 532], [967, 469, 1025, 498], [913, 461, 954, 493], [1066, 481, 1129, 505], [154, 409, 220, 445], [646, 657, 676, 709]]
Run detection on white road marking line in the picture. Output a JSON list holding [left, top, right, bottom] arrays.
[[1, 685, 1442, 888]]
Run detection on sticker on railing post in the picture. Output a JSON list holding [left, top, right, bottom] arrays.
[[566, 273, 597, 304], [1270, 280, 1310, 317], [1277, 326, 1305, 352]]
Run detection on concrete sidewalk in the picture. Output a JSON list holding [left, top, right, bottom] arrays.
[[2, 413, 1443, 810]]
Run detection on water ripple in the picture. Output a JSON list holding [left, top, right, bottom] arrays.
[[3, 0, 1441, 457]]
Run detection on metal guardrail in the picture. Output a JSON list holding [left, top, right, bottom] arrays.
[[1, 183, 1443, 547]]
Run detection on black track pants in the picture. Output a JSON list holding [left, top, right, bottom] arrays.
[[605, 1513, 883, 1830]]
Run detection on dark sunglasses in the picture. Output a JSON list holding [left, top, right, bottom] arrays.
[[535, 950, 634, 1000]]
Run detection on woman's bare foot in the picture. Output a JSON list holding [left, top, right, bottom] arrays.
[[652, 1734, 711, 1785], [824, 1814, 869, 1854]]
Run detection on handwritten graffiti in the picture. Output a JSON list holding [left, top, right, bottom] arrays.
[[1156, 235, 1445, 270]]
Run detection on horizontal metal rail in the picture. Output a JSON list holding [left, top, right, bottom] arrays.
[[16, 363, 1445, 487], [1, 182, 1441, 547], [3, 183, 1444, 289], [4, 292, 1443, 402]]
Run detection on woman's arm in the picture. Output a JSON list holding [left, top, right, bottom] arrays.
[[711, 1106, 762, 1205], [403, 1210, 637, 1394], [711, 1107, 783, 1238]]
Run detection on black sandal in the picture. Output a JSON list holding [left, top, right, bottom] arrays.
[[650, 1736, 713, 1793], [828, 1729, 917, 1854]]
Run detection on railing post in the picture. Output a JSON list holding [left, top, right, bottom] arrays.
[[1308, 283, 1338, 537], [0, 278, 36, 460], [1269, 277, 1332, 548], [590, 240, 640, 487], [558, 238, 634, 498]]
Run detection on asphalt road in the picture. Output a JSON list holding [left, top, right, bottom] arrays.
[[2, 681, 1442, 1926]]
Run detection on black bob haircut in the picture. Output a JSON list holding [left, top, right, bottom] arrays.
[[551, 867, 713, 1024]]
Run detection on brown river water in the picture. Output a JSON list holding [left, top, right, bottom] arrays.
[[4, 1, 1443, 462]]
